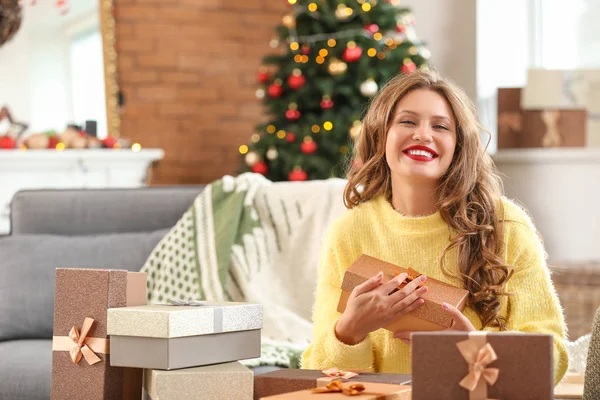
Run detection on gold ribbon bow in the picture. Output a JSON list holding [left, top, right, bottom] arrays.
[[67, 317, 102, 365], [394, 267, 426, 290], [456, 333, 500, 400], [322, 367, 359, 380], [541, 110, 562, 147], [311, 380, 366, 396]]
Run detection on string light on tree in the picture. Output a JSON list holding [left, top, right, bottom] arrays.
[[360, 78, 378, 97], [335, 4, 353, 20], [401, 58, 417, 74], [270, 37, 280, 48], [289, 166, 308, 181], [282, 13, 295, 29], [255, 88, 265, 99]]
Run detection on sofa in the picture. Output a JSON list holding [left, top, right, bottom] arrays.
[[0, 187, 278, 400]]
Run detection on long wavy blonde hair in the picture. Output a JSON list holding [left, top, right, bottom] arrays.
[[344, 69, 513, 329]]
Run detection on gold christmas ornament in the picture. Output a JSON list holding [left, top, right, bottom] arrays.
[[282, 14, 296, 29], [266, 147, 278, 160], [245, 151, 259, 167], [349, 120, 362, 139], [328, 58, 348, 75]]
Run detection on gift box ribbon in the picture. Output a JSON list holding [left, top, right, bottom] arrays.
[[456, 331, 499, 400], [52, 317, 109, 365], [312, 380, 366, 396], [316, 368, 360, 385], [394, 267, 426, 290], [169, 299, 224, 333]]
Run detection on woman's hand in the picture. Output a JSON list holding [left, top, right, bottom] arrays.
[[394, 302, 476, 344], [335, 271, 428, 345]]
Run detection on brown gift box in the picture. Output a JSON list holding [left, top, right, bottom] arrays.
[[51, 268, 147, 400], [259, 381, 411, 399], [497, 87, 586, 149], [337, 254, 469, 332], [254, 369, 411, 400], [411, 331, 554, 400]]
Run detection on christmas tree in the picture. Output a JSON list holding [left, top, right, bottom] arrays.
[[240, 0, 430, 182]]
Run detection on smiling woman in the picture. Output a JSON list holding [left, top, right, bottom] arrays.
[[301, 69, 569, 385]]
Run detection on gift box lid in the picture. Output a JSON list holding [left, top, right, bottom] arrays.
[[341, 255, 469, 327], [107, 301, 262, 338]]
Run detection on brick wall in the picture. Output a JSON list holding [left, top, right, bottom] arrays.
[[115, 0, 287, 184]]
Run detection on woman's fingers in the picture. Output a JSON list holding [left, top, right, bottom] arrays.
[[351, 271, 383, 297], [375, 273, 408, 296]]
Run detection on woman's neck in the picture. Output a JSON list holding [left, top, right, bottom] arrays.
[[390, 180, 438, 217]]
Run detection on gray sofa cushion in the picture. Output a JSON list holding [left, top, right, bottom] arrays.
[[0, 229, 168, 341], [0, 339, 51, 400]]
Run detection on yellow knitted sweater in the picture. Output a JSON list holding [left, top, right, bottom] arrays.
[[301, 194, 568, 384]]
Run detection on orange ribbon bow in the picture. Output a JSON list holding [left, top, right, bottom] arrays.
[[312, 380, 366, 396], [67, 317, 102, 365], [394, 268, 426, 289], [322, 368, 359, 380], [456, 339, 499, 396]]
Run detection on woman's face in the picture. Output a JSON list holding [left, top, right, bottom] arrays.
[[385, 89, 457, 185]]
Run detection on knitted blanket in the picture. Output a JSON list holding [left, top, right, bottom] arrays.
[[141, 172, 348, 368]]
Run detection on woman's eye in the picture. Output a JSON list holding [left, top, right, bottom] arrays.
[[400, 120, 416, 125], [434, 125, 449, 130]]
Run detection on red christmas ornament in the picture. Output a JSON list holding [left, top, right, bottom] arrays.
[[301, 45, 311, 55], [396, 24, 406, 33], [300, 137, 317, 154], [286, 132, 297, 143], [102, 137, 118, 149], [47, 135, 59, 149], [342, 45, 363, 63], [365, 24, 379, 34], [285, 109, 301, 121], [401, 61, 417, 74], [267, 82, 284, 98], [257, 71, 270, 83], [320, 95, 334, 109], [0, 136, 16, 149], [289, 167, 308, 181], [252, 161, 269, 175], [288, 69, 306, 90]]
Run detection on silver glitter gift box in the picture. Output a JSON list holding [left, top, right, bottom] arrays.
[[107, 301, 262, 370], [142, 362, 253, 400]]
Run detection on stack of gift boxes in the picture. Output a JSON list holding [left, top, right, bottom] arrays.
[[50, 255, 556, 400], [50, 267, 261, 400]]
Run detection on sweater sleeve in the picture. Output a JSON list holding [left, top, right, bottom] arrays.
[[301, 224, 375, 371], [504, 218, 569, 384]]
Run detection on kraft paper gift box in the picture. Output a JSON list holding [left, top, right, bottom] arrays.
[[51, 268, 147, 400], [107, 301, 263, 370], [521, 69, 600, 146], [142, 361, 253, 400], [411, 331, 554, 400], [337, 254, 469, 332], [254, 368, 411, 400], [497, 87, 586, 149], [259, 381, 412, 400]]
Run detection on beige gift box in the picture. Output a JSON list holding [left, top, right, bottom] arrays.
[[107, 301, 262, 370], [143, 361, 253, 400]]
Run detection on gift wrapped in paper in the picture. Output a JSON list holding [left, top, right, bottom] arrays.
[[259, 381, 411, 399], [143, 361, 253, 400], [51, 268, 147, 400], [107, 300, 262, 370], [337, 254, 469, 332], [254, 368, 411, 400], [411, 331, 554, 400]]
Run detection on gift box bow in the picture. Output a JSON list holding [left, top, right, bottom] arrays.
[[52, 317, 110, 365], [312, 380, 366, 396], [456, 332, 500, 400]]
